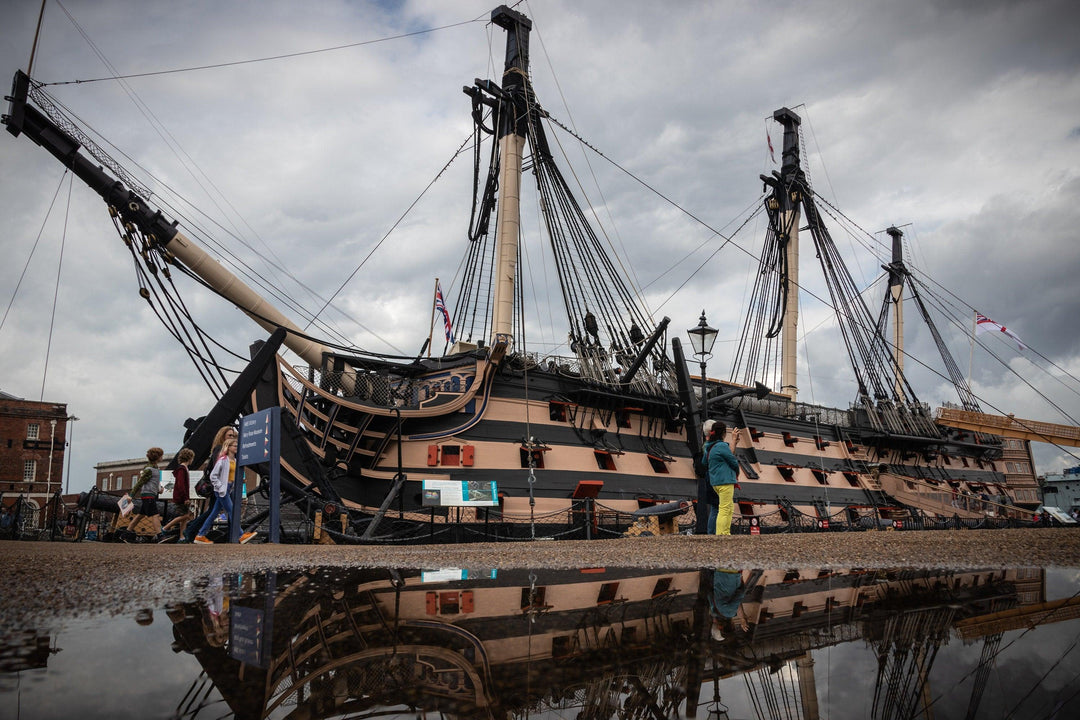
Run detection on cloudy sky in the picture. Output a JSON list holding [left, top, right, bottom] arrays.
[[2, 0, 1079, 491]]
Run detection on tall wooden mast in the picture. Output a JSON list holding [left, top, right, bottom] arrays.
[[773, 107, 803, 400], [886, 225, 906, 398], [488, 5, 532, 350]]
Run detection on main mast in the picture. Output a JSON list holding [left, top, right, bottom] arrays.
[[772, 107, 803, 400], [488, 5, 531, 350]]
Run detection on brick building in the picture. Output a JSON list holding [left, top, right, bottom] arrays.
[[0, 390, 71, 527], [94, 452, 251, 495], [95, 454, 178, 494]]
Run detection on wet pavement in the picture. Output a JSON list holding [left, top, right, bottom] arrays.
[[3, 529, 1079, 628], [1, 533, 1079, 720]]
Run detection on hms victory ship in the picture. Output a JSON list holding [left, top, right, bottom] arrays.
[[5, 5, 1073, 543]]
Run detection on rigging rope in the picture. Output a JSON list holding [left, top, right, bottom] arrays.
[[1, 172, 69, 336], [306, 130, 476, 339], [41, 7, 486, 87], [40, 174, 72, 401]]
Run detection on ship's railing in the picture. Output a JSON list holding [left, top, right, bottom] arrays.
[[259, 488, 1050, 543], [20, 486, 1054, 543], [730, 395, 855, 427], [514, 351, 676, 396], [293, 349, 674, 409], [288, 364, 463, 410], [730, 394, 938, 436]]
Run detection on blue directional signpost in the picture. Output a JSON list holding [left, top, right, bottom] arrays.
[[238, 406, 281, 543], [229, 571, 277, 668]]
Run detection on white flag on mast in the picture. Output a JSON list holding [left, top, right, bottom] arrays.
[[975, 312, 1025, 350]]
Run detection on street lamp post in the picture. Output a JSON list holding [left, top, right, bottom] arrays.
[[688, 311, 718, 535], [687, 310, 718, 428], [64, 416, 79, 495], [46, 418, 57, 497]]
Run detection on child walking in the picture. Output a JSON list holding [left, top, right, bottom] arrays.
[[159, 447, 195, 542], [194, 438, 256, 544]]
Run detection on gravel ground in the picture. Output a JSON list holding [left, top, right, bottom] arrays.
[[3, 528, 1079, 628]]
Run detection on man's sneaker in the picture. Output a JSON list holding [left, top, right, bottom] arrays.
[[239, 531, 257, 544], [710, 625, 725, 642], [193, 535, 213, 545]]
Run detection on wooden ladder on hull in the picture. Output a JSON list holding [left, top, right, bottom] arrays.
[[838, 430, 882, 492], [876, 473, 1000, 519]]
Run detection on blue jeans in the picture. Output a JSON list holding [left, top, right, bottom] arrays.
[[185, 506, 213, 542], [197, 493, 233, 537]]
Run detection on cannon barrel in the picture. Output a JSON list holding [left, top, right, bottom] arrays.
[[78, 490, 168, 517]]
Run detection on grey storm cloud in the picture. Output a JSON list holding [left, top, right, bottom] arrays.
[[1, 0, 1079, 486]]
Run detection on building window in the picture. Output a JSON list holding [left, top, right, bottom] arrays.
[[24, 460, 37, 481], [27, 423, 40, 440]]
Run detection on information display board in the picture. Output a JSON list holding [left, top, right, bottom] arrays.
[[421, 568, 498, 582], [421, 479, 498, 507]]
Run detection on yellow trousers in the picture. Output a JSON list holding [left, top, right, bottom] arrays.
[[714, 484, 734, 536]]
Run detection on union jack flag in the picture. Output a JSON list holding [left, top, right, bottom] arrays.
[[436, 282, 455, 344]]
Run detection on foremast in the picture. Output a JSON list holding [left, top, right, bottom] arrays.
[[488, 6, 532, 351]]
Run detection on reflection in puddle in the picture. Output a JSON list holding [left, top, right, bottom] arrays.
[[2, 566, 1079, 718]]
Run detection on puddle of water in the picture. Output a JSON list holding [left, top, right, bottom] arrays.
[[2, 566, 1078, 719]]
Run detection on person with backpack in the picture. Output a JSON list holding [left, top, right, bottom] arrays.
[[124, 447, 164, 541], [194, 433, 256, 544], [184, 426, 237, 543]]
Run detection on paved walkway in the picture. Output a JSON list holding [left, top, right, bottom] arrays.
[[3, 529, 1077, 628]]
